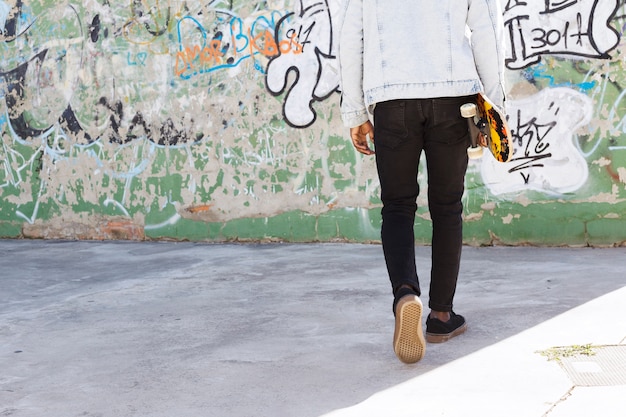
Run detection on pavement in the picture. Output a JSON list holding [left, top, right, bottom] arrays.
[[0, 239, 625, 417]]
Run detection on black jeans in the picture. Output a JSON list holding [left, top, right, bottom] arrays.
[[374, 96, 471, 312]]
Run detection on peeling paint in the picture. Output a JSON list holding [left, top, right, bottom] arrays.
[[501, 213, 521, 225], [618, 167, 626, 184]]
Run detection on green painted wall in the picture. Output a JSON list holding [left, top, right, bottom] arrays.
[[1, 0, 625, 246]]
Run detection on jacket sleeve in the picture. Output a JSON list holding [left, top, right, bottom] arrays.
[[338, 0, 369, 128], [467, 0, 506, 110]]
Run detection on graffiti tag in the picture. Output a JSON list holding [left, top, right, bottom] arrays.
[[481, 88, 592, 195], [504, 0, 621, 69], [265, 0, 338, 128]]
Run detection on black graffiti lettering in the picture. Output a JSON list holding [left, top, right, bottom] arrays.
[[159, 118, 191, 146], [529, 14, 589, 51], [127, 112, 151, 141], [509, 153, 553, 177], [531, 26, 563, 49], [98, 97, 127, 144], [2, 0, 24, 41], [3, 55, 200, 147], [93, 97, 196, 146], [541, 0, 578, 14], [505, 0, 528, 12], [504, 15, 531, 67], [507, 110, 555, 178], [504, 0, 620, 69], [59, 107, 94, 145], [89, 15, 102, 43], [2, 52, 52, 139], [286, 21, 316, 53], [300, 22, 316, 50], [572, 13, 585, 46]]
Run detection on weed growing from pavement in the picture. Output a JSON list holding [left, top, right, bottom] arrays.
[[537, 343, 597, 362]]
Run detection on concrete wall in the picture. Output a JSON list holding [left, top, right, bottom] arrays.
[[1, 0, 625, 246]]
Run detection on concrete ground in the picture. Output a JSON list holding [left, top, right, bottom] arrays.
[[0, 240, 625, 417]]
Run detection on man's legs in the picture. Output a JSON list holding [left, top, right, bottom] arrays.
[[373, 99, 425, 305], [422, 96, 471, 342], [374, 99, 427, 363], [374, 97, 470, 311], [374, 97, 471, 360], [422, 96, 470, 312]]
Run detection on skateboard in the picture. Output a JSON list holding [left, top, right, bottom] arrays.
[[460, 93, 512, 162]]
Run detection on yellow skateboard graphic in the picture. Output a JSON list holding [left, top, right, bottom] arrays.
[[461, 93, 512, 163]]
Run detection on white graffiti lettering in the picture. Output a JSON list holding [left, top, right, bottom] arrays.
[[481, 88, 592, 195], [265, 0, 339, 128]]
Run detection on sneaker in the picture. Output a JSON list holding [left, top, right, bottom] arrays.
[[425, 312, 467, 343], [393, 295, 426, 363]]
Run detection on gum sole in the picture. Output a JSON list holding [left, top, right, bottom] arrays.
[[393, 295, 426, 364]]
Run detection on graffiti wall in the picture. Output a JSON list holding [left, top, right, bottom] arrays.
[[1, 0, 625, 246]]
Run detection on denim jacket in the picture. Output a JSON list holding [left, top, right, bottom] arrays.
[[338, 0, 506, 128]]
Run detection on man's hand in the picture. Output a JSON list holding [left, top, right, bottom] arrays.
[[350, 121, 375, 155]]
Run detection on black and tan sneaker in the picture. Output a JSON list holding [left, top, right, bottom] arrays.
[[393, 295, 426, 363], [425, 312, 467, 343]]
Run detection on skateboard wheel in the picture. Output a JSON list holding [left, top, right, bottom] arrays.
[[460, 103, 477, 118], [467, 146, 483, 159]]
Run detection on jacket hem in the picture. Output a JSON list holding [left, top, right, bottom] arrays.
[[364, 81, 483, 107]]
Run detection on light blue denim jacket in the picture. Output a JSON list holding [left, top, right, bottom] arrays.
[[338, 0, 506, 128]]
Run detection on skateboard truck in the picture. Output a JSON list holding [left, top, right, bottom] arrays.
[[460, 93, 512, 163], [461, 103, 486, 159]]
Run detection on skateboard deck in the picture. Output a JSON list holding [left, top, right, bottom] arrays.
[[460, 93, 512, 163]]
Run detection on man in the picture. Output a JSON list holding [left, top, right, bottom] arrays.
[[338, 0, 506, 363]]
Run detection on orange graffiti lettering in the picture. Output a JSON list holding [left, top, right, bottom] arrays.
[[249, 29, 304, 57], [279, 32, 303, 55], [174, 40, 225, 77], [251, 29, 279, 57]]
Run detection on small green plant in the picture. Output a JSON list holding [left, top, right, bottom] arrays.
[[537, 343, 596, 362]]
